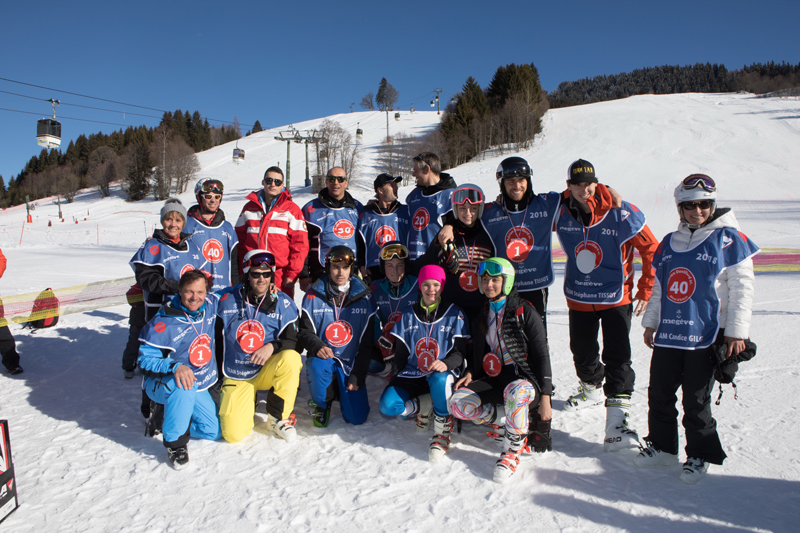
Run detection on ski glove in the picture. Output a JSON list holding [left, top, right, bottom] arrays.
[[529, 419, 552, 453], [438, 241, 460, 274]]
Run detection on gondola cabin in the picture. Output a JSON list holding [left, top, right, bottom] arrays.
[[232, 147, 245, 163], [37, 118, 61, 148]]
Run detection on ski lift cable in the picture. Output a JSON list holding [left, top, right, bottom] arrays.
[[0, 107, 136, 128], [0, 77, 255, 128], [0, 89, 163, 120]]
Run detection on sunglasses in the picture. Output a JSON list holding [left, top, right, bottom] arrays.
[[200, 179, 224, 194], [681, 200, 714, 210], [380, 243, 409, 261], [682, 174, 716, 192], [327, 176, 347, 183], [263, 177, 283, 186], [202, 193, 221, 200], [248, 270, 273, 279]]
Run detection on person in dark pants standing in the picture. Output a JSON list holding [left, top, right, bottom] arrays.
[[0, 248, 22, 375]]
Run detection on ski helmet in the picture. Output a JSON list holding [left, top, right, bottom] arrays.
[[674, 173, 716, 228], [325, 245, 356, 277], [194, 178, 224, 204], [477, 257, 516, 297], [378, 241, 410, 277], [452, 183, 486, 223], [242, 249, 276, 293], [496, 157, 533, 207]]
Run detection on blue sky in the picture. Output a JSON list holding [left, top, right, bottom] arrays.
[[1, 0, 798, 183]]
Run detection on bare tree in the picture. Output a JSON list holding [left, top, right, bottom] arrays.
[[360, 92, 374, 110], [151, 126, 173, 200], [168, 138, 201, 194], [87, 146, 119, 197], [375, 132, 426, 183], [317, 119, 359, 180]]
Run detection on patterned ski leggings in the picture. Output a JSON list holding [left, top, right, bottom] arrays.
[[451, 379, 536, 434]]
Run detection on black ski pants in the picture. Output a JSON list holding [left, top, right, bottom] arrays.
[[0, 324, 20, 370], [122, 302, 145, 372], [645, 336, 727, 465], [568, 304, 634, 398]]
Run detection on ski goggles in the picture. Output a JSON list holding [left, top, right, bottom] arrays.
[[497, 161, 531, 179], [244, 252, 276, 271], [681, 174, 716, 192], [380, 243, 409, 261], [328, 248, 355, 266], [478, 261, 505, 277], [199, 179, 224, 194], [452, 187, 484, 206]]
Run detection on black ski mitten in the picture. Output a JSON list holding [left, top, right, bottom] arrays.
[[529, 419, 552, 453]]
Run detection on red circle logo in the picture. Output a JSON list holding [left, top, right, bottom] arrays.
[[149, 245, 160, 255], [483, 352, 502, 377], [504, 227, 534, 263], [666, 267, 696, 304], [459, 270, 479, 292], [415, 337, 439, 372], [375, 225, 397, 246], [236, 320, 265, 354], [202, 239, 224, 264], [325, 320, 353, 348], [180, 264, 194, 277], [154, 322, 166, 333], [575, 240, 603, 269], [333, 219, 355, 239], [188, 334, 212, 367], [412, 208, 430, 231]]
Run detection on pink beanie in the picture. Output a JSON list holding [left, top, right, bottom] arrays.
[[418, 264, 446, 289]]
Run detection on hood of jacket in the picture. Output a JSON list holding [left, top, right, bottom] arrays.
[[420, 172, 457, 196], [187, 204, 227, 227]]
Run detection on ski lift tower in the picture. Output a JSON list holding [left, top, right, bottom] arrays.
[[274, 126, 324, 190]]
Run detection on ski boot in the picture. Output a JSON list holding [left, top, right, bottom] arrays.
[[603, 395, 640, 452], [428, 414, 455, 463], [564, 381, 603, 411], [493, 429, 528, 483]]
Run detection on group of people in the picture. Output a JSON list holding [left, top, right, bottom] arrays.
[[124, 153, 758, 485]]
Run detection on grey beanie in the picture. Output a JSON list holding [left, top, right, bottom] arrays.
[[160, 198, 187, 221]]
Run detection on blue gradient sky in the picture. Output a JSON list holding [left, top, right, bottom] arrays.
[[2, 0, 798, 182]]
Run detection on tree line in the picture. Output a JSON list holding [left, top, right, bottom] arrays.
[[548, 61, 800, 108], [2, 110, 260, 208]]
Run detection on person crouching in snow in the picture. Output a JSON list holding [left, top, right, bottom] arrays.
[[636, 174, 758, 484], [450, 258, 553, 483], [379, 264, 470, 463], [138, 269, 222, 469], [298, 246, 378, 428], [215, 250, 302, 443]]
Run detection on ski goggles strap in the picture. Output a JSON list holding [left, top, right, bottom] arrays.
[[380, 243, 409, 261], [681, 174, 716, 192], [452, 187, 484, 206], [200, 179, 224, 194]]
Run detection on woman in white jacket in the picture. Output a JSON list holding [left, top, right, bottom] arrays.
[[635, 174, 759, 484]]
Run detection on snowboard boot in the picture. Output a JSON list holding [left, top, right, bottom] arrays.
[[415, 393, 434, 433], [680, 457, 709, 484], [564, 381, 604, 411], [266, 414, 298, 442], [167, 446, 189, 470], [603, 395, 640, 452], [634, 438, 679, 468], [145, 401, 164, 437], [493, 429, 528, 484], [428, 414, 455, 463]]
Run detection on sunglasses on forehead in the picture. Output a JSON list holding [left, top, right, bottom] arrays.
[[327, 176, 347, 183]]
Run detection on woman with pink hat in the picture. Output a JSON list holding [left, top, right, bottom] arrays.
[[378, 264, 470, 463]]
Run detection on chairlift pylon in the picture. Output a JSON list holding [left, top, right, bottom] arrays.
[[37, 99, 61, 149]]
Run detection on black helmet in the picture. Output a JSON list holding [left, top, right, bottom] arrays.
[[325, 245, 356, 276], [496, 157, 533, 209], [378, 241, 410, 277]]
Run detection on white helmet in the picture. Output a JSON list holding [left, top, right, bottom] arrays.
[[674, 174, 716, 228]]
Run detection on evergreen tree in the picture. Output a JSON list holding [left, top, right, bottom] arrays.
[[124, 143, 151, 201], [376, 78, 399, 111], [252, 120, 263, 133]]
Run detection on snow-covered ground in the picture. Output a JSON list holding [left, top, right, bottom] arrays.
[[1, 93, 799, 532]]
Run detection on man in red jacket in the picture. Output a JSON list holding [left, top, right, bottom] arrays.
[[235, 166, 308, 297]]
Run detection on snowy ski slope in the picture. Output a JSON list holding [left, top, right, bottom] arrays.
[[0, 93, 799, 532]]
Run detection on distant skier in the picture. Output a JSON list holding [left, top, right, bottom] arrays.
[[636, 174, 758, 484]]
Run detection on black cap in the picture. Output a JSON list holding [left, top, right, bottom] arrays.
[[374, 173, 402, 190], [568, 159, 598, 184]]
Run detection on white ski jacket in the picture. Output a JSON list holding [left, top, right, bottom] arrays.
[[642, 208, 755, 340]]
